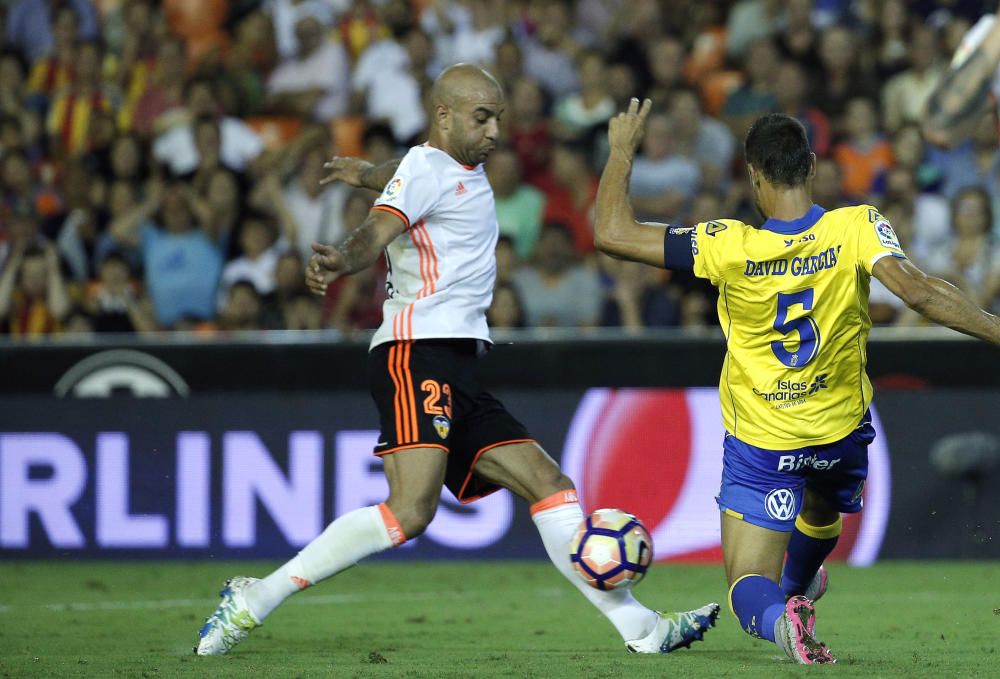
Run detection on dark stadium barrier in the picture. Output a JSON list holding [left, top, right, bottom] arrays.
[[1, 333, 998, 561]]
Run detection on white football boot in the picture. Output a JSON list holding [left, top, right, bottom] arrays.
[[195, 576, 261, 655], [625, 602, 720, 653]]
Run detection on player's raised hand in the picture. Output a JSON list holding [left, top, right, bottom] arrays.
[[320, 156, 374, 188], [608, 98, 652, 159], [305, 243, 346, 296]]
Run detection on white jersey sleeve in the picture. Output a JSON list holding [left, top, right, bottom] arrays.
[[372, 151, 441, 230], [952, 15, 1000, 101]]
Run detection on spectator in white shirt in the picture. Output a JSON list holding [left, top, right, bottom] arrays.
[[265, 16, 351, 121], [265, 0, 347, 60], [152, 78, 265, 176], [217, 215, 287, 311]]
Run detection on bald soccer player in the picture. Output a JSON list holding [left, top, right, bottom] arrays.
[[195, 65, 719, 657]]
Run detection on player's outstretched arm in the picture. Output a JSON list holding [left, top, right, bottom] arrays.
[[321, 157, 402, 192], [923, 16, 1000, 147], [873, 256, 1000, 345], [594, 98, 670, 268], [305, 209, 405, 296]]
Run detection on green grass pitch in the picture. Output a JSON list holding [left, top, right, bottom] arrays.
[[0, 560, 997, 678]]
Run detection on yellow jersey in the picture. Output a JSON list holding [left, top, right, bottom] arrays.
[[691, 203, 906, 450]]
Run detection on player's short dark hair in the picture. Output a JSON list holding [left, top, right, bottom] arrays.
[[744, 113, 812, 188]]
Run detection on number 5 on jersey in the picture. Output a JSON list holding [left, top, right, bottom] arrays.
[[771, 288, 820, 368]]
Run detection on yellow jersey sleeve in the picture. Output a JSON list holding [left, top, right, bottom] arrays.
[[692, 219, 747, 285], [855, 205, 907, 273]]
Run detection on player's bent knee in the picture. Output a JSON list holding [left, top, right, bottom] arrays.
[[386, 497, 439, 538]]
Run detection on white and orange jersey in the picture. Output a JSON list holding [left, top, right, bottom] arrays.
[[369, 143, 498, 349]]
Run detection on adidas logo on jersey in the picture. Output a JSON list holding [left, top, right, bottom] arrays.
[[455, 181, 467, 196]]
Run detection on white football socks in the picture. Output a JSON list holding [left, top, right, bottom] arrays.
[[530, 491, 658, 641], [245, 504, 406, 622]]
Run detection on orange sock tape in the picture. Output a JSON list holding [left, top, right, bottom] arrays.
[[378, 503, 407, 546], [530, 489, 579, 516]]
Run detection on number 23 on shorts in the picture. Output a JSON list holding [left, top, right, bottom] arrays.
[[421, 379, 452, 418]]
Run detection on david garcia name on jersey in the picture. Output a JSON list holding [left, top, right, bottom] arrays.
[[369, 144, 498, 349]]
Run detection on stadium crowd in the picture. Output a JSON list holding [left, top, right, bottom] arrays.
[[0, 0, 998, 338]]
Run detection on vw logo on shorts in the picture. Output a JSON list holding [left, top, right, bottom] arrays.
[[765, 488, 796, 521]]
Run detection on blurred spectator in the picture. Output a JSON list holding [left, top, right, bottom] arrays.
[[668, 88, 735, 190], [104, 180, 223, 327], [775, 0, 821, 73], [217, 215, 286, 308], [323, 188, 385, 330], [55, 198, 101, 282], [265, 16, 350, 120], [880, 166, 950, 268], [721, 39, 780, 136], [219, 279, 265, 331], [833, 97, 894, 200], [422, 0, 505, 67], [269, 146, 351, 259], [812, 157, 848, 209], [487, 281, 526, 329], [882, 24, 945, 133], [188, 167, 244, 250], [518, 1, 580, 98], [46, 39, 113, 158], [494, 235, 518, 286], [266, 0, 344, 61], [600, 257, 679, 330], [891, 123, 942, 191], [644, 36, 686, 108], [7, 0, 99, 64], [725, 0, 782, 57], [1, 149, 35, 216], [0, 243, 70, 336], [24, 2, 79, 100], [537, 141, 598, 254], [629, 113, 700, 222], [491, 38, 523, 91], [131, 36, 188, 138], [508, 77, 552, 184], [273, 251, 307, 303], [61, 307, 95, 335], [552, 50, 614, 142], [0, 50, 30, 122], [108, 0, 158, 131], [84, 250, 156, 333], [283, 291, 323, 330], [774, 60, 831, 157], [928, 110, 1000, 208], [362, 123, 397, 165], [487, 146, 545, 260], [873, 0, 911, 80], [514, 222, 601, 327], [222, 9, 279, 117], [152, 77, 265, 176], [351, 2, 426, 144], [931, 187, 1000, 310], [606, 61, 640, 113], [813, 25, 881, 127]]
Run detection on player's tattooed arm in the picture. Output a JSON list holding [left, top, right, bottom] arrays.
[[874, 256, 1000, 345], [321, 157, 402, 192], [305, 210, 405, 295], [924, 21, 1000, 147], [595, 98, 672, 268]]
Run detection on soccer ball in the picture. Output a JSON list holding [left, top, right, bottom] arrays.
[[569, 508, 653, 590]]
